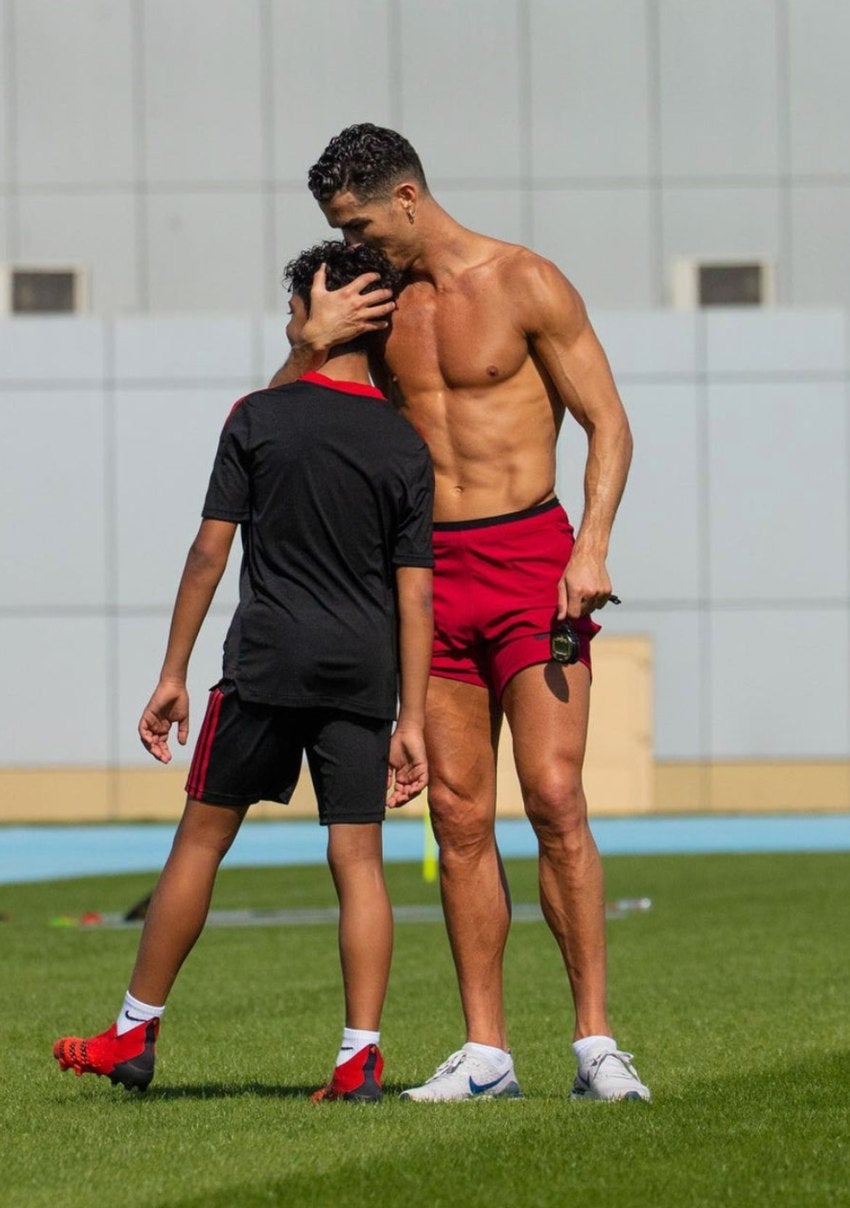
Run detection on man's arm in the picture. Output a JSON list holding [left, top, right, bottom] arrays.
[[269, 263, 395, 387], [523, 257, 633, 620], [138, 519, 237, 763], [386, 565, 433, 808]]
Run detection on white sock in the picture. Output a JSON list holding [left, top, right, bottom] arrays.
[[116, 991, 165, 1036], [572, 1034, 616, 1067], [335, 1027, 380, 1067], [463, 1041, 513, 1072]]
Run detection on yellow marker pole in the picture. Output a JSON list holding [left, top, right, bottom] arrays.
[[423, 811, 438, 883]]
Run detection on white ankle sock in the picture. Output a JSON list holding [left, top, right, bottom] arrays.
[[463, 1042, 513, 1072], [572, 1034, 616, 1067], [335, 1027, 380, 1067], [116, 991, 165, 1036]]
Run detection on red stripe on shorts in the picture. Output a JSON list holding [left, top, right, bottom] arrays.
[[186, 688, 224, 801]]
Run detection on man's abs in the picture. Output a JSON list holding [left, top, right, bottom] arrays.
[[401, 380, 560, 521], [383, 267, 564, 522], [383, 350, 562, 521]]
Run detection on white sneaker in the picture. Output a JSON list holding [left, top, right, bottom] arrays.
[[571, 1048, 651, 1102], [400, 1045, 523, 1102]]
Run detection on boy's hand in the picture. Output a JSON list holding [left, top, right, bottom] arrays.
[[386, 722, 428, 808], [138, 679, 190, 764]]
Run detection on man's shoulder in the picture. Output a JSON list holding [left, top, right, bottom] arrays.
[[459, 233, 580, 303], [487, 244, 586, 333], [491, 242, 573, 291]]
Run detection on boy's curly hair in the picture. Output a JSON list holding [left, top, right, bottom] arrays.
[[282, 240, 403, 353]]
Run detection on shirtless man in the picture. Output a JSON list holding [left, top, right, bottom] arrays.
[[271, 124, 649, 1102]]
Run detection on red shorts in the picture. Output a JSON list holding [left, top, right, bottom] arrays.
[[431, 498, 600, 699]]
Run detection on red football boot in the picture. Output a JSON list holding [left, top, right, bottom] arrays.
[[310, 1043, 383, 1103], [53, 1018, 159, 1091]]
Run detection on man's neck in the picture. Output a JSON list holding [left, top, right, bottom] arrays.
[[316, 350, 371, 385], [408, 199, 493, 284]]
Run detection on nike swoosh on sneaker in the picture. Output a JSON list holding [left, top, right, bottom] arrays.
[[468, 1073, 509, 1095]]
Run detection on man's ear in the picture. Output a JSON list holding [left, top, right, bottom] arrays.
[[394, 181, 419, 208]]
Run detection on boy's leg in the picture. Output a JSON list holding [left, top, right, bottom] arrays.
[[53, 797, 246, 1090], [304, 710, 391, 1101], [311, 821, 389, 1102], [128, 797, 247, 1005], [326, 821, 392, 1031], [54, 682, 274, 1089]]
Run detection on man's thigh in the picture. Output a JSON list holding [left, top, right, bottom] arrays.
[[425, 675, 502, 824], [501, 660, 591, 800]]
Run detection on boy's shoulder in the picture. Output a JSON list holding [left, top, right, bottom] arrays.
[[229, 378, 376, 413], [223, 381, 428, 455], [222, 382, 301, 424]]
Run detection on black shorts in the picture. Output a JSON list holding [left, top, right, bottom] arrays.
[[185, 680, 392, 825]]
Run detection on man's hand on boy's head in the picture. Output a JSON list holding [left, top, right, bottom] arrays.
[[290, 263, 395, 354], [386, 724, 428, 809], [138, 680, 189, 765]]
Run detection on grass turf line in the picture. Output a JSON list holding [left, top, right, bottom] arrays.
[[2, 852, 848, 1207]]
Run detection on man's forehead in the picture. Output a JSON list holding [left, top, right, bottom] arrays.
[[321, 191, 378, 225]]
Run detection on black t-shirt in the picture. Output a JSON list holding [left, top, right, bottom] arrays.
[[202, 372, 434, 719]]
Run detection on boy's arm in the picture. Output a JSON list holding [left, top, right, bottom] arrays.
[[386, 565, 433, 808], [138, 519, 237, 764]]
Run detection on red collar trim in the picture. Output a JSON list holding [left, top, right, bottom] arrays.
[[300, 371, 384, 400]]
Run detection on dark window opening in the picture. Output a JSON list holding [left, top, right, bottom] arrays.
[[11, 270, 78, 314], [698, 263, 765, 307]]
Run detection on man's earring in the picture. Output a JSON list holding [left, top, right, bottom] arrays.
[[406, 208, 415, 225]]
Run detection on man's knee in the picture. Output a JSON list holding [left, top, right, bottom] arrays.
[[522, 769, 588, 838], [427, 780, 495, 860]]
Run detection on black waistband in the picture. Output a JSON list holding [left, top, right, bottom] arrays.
[[432, 497, 560, 532]]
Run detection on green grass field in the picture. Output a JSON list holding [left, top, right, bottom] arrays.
[[2, 850, 848, 1207]]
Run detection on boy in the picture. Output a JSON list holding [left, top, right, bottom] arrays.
[[53, 240, 434, 1103]]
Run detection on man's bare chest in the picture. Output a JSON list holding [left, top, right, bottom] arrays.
[[385, 285, 529, 392]]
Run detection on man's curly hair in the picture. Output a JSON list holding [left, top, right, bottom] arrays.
[[282, 240, 403, 354], [308, 123, 428, 203]]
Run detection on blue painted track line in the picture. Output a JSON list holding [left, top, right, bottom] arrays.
[[1, 813, 848, 886]]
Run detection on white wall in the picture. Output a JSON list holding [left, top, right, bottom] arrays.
[[1, 309, 847, 772], [572, 308, 850, 764], [2, 1, 848, 779], [2, 0, 850, 312]]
